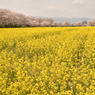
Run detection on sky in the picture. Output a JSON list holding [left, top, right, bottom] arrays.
[[0, 0, 95, 18]]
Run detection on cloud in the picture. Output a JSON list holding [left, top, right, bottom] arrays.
[[44, 6, 64, 12], [46, 6, 58, 11], [72, 0, 84, 5], [25, 5, 30, 7], [41, 6, 65, 17], [12, 0, 29, 3], [85, 6, 95, 9]]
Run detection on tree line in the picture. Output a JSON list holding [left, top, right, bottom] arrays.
[[0, 9, 95, 28]]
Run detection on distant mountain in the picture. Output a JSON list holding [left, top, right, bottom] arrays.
[[34, 16, 95, 23]]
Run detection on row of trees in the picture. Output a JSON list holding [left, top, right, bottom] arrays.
[[61, 20, 95, 27], [0, 9, 95, 28], [0, 9, 59, 28]]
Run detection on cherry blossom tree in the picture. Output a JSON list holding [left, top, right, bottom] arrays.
[[87, 20, 95, 26]]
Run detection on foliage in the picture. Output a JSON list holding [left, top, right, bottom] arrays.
[[0, 9, 58, 28]]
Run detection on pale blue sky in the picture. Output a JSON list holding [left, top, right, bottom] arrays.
[[0, 0, 95, 18]]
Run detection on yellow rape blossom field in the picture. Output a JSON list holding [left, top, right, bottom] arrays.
[[0, 27, 95, 95]]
